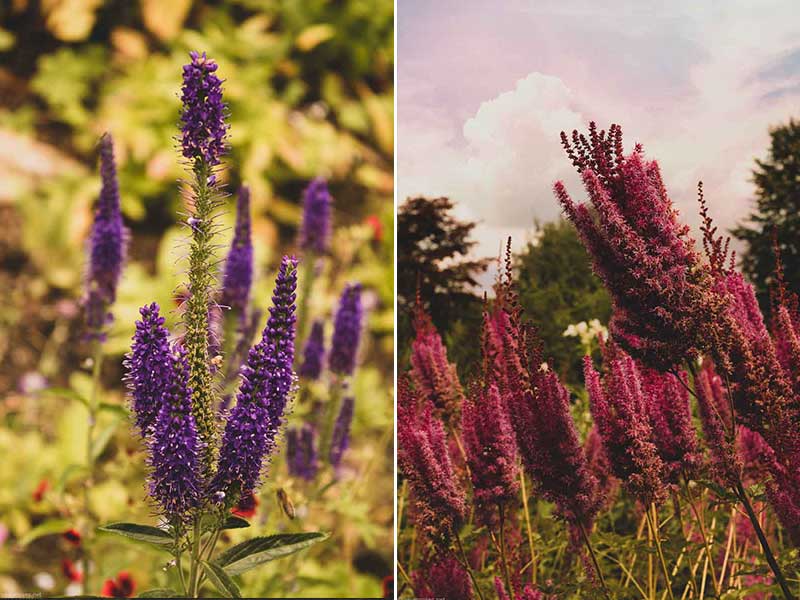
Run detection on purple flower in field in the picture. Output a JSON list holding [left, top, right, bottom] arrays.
[[461, 384, 518, 520], [125, 303, 173, 435], [329, 283, 363, 376], [584, 348, 666, 506], [220, 186, 253, 315], [585, 426, 618, 510], [554, 123, 725, 371], [409, 303, 465, 422], [85, 134, 128, 338], [398, 377, 466, 544], [147, 343, 201, 520], [212, 256, 297, 499], [413, 556, 472, 600], [298, 178, 332, 254], [640, 367, 701, 482], [298, 319, 325, 380], [180, 51, 227, 167], [329, 395, 354, 470], [286, 423, 318, 481]]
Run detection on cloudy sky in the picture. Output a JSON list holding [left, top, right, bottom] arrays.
[[398, 0, 800, 288]]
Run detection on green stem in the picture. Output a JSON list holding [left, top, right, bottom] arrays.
[[296, 252, 317, 346], [455, 532, 485, 600], [82, 341, 104, 595], [519, 470, 537, 585], [682, 477, 720, 597], [647, 503, 675, 600], [498, 504, 513, 597], [188, 518, 202, 598], [577, 520, 612, 600]]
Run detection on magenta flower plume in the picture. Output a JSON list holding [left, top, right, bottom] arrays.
[[180, 51, 228, 167], [694, 360, 741, 488], [286, 423, 318, 481], [409, 303, 465, 422], [461, 384, 518, 519], [584, 350, 666, 506], [220, 186, 253, 315], [412, 556, 472, 600], [773, 305, 800, 396], [555, 123, 724, 371], [764, 451, 800, 547], [125, 303, 174, 435], [298, 177, 332, 254], [640, 367, 701, 482], [328, 283, 363, 376], [212, 256, 297, 499], [585, 426, 618, 510], [329, 395, 354, 470], [147, 343, 202, 520], [298, 319, 325, 380], [398, 378, 466, 543], [495, 578, 546, 600], [85, 134, 128, 338]]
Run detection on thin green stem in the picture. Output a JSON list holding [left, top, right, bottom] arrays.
[[188, 518, 202, 598], [498, 504, 513, 597], [519, 470, 537, 585], [577, 520, 612, 600], [455, 532, 485, 600], [82, 341, 104, 595], [647, 503, 675, 600]]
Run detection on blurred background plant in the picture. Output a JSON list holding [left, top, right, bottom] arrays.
[[0, 0, 393, 597]]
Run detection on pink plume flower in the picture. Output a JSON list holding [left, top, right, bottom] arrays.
[[413, 556, 472, 600], [461, 384, 519, 520]]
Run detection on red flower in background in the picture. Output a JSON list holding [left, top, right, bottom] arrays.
[[365, 214, 382, 241], [61, 558, 82, 583], [231, 492, 259, 518], [101, 572, 135, 598], [32, 479, 49, 503], [63, 528, 81, 546]]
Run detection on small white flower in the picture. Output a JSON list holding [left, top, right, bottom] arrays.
[[33, 573, 55, 591]]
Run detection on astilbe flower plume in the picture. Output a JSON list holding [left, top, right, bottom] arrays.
[[584, 426, 618, 510], [461, 383, 518, 520], [147, 344, 202, 520], [328, 283, 363, 376], [409, 301, 465, 422], [413, 556, 472, 600], [298, 177, 332, 254], [298, 319, 325, 380], [85, 134, 128, 338], [180, 51, 228, 167], [125, 303, 174, 435], [398, 377, 466, 544], [495, 578, 547, 600], [212, 256, 297, 499], [640, 367, 701, 482], [584, 348, 666, 506], [554, 123, 726, 371], [220, 186, 253, 315], [286, 423, 318, 481], [329, 395, 354, 470]]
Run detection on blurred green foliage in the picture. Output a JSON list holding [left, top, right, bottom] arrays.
[[0, 0, 393, 597]]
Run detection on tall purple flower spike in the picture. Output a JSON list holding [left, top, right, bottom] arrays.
[[287, 423, 319, 481], [125, 303, 174, 435], [298, 178, 332, 254], [329, 395, 354, 470], [329, 283, 363, 376], [180, 51, 228, 167], [221, 186, 253, 315], [298, 319, 325, 380], [85, 134, 128, 338], [212, 256, 298, 498], [147, 343, 202, 520]]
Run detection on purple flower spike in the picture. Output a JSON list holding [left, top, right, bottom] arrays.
[[298, 320, 325, 380], [148, 344, 201, 520], [221, 186, 253, 315], [329, 396, 354, 470], [180, 51, 228, 166], [125, 303, 173, 435], [298, 178, 332, 254], [287, 423, 318, 481], [212, 256, 298, 498], [85, 134, 128, 338], [329, 283, 363, 376]]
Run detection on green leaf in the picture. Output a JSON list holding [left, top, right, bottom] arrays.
[[138, 589, 181, 598], [215, 532, 329, 575], [99, 402, 129, 418], [90, 421, 119, 461], [17, 518, 72, 547], [55, 463, 90, 493], [98, 522, 173, 546], [221, 515, 250, 530], [201, 560, 242, 598], [39, 387, 88, 407]]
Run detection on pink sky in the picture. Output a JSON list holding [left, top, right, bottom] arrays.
[[398, 0, 800, 288]]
